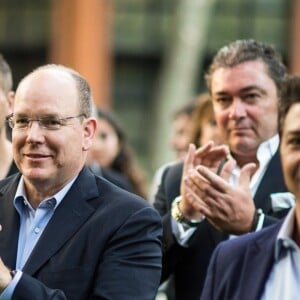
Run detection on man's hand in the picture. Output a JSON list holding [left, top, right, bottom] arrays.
[[0, 258, 12, 292], [179, 142, 229, 221], [183, 161, 257, 234]]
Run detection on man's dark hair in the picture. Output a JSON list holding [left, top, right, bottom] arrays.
[[278, 75, 300, 135], [205, 39, 286, 94]]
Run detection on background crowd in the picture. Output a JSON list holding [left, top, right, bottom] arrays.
[[0, 35, 299, 299]]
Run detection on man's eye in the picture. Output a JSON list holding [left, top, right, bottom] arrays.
[[214, 97, 231, 108], [41, 118, 62, 127], [214, 96, 230, 104], [289, 138, 300, 146], [15, 118, 30, 125], [243, 93, 259, 101]]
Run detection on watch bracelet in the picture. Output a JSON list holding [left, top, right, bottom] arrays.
[[171, 197, 204, 227]]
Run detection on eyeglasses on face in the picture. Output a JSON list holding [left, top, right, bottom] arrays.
[[6, 113, 86, 130]]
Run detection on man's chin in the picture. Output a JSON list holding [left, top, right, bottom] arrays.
[[229, 138, 257, 154], [23, 169, 49, 181]]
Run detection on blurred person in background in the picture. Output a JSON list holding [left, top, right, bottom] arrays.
[[87, 108, 148, 198], [190, 92, 224, 148], [149, 101, 197, 204], [154, 92, 223, 300], [154, 92, 223, 216], [169, 102, 196, 161], [0, 53, 18, 179]]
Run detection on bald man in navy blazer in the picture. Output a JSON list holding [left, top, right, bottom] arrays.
[[0, 169, 162, 299], [0, 64, 162, 299]]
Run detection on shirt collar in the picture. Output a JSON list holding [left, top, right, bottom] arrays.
[[14, 175, 78, 213], [256, 134, 279, 165], [275, 207, 298, 260], [231, 134, 279, 181]]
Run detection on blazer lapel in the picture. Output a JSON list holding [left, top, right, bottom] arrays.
[[22, 167, 99, 275], [254, 151, 287, 212]]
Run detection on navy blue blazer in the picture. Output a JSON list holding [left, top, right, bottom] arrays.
[[0, 167, 162, 300], [200, 220, 283, 300], [154, 150, 288, 300]]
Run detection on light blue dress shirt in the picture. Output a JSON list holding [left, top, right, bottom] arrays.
[[261, 208, 300, 300], [0, 175, 77, 300]]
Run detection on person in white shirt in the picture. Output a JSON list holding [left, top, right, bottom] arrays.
[[155, 39, 294, 300]]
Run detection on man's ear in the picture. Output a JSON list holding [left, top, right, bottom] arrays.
[[6, 91, 14, 113], [82, 118, 97, 151]]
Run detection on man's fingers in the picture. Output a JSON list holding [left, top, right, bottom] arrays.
[[219, 157, 236, 180], [194, 141, 214, 157], [196, 165, 226, 192], [185, 189, 209, 210], [195, 145, 230, 168], [181, 144, 196, 195], [183, 144, 196, 176], [239, 163, 257, 188]]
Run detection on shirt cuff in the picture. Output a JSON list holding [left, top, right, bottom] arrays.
[[171, 215, 197, 246], [254, 213, 265, 231]]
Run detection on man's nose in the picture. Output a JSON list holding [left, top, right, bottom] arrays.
[[26, 121, 45, 143], [228, 98, 246, 119], [27, 119, 42, 128]]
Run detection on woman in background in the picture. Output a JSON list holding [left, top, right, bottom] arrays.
[[149, 92, 224, 206], [190, 92, 224, 147], [154, 92, 224, 300], [87, 109, 148, 198]]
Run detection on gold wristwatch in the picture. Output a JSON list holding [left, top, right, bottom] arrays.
[[171, 196, 204, 227]]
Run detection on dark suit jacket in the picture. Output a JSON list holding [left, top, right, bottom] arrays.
[[200, 220, 283, 300], [154, 150, 288, 300], [89, 164, 134, 193], [0, 167, 162, 300]]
